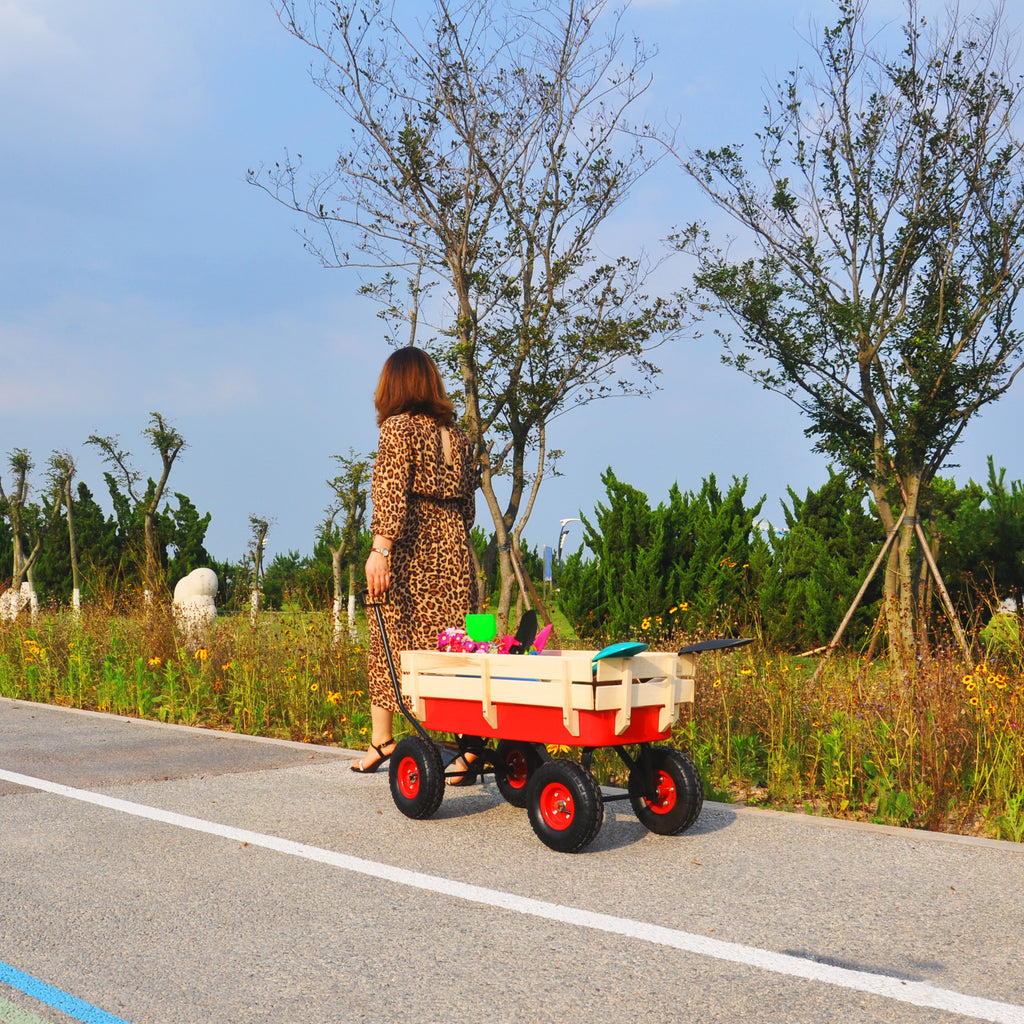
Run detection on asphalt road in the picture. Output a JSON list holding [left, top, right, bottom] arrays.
[[1, 696, 1023, 1024]]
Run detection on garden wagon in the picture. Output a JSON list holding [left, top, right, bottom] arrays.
[[368, 601, 747, 853]]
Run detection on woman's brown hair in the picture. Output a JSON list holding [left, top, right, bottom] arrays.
[[374, 347, 456, 427]]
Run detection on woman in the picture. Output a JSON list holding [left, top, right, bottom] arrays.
[[353, 347, 479, 777]]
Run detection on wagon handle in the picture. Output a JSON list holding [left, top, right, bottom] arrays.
[[360, 591, 434, 745]]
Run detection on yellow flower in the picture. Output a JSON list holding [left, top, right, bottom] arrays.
[[194, 648, 209, 662], [669, 606, 678, 614], [221, 661, 234, 671], [969, 696, 979, 706], [641, 617, 651, 630], [741, 668, 753, 675], [310, 683, 319, 693], [713, 678, 722, 688], [965, 680, 976, 691], [962, 674, 974, 686], [148, 656, 162, 667]]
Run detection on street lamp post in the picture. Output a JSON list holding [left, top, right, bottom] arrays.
[[558, 517, 581, 562]]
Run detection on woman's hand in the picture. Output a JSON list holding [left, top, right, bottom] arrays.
[[365, 537, 392, 600]]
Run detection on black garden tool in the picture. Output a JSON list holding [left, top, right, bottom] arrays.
[[677, 637, 754, 655]]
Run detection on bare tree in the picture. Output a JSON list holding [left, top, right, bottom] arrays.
[[251, 0, 687, 625]]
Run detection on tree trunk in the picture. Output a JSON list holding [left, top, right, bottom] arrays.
[[64, 476, 81, 614], [332, 546, 344, 640], [872, 470, 923, 667], [347, 562, 358, 642]]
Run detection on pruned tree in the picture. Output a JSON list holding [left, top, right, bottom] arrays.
[[87, 412, 186, 602], [251, 0, 687, 625], [321, 449, 369, 640], [47, 451, 82, 614], [675, 0, 1024, 660], [0, 449, 61, 620], [247, 515, 270, 624]]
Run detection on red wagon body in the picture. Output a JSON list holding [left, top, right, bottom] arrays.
[[399, 648, 696, 746]]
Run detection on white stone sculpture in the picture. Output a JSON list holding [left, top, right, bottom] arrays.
[[0, 582, 37, 623], [172, 567, 218, 640]]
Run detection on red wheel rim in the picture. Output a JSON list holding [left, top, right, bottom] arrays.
[[539, 781, 575, 831], [646, 769, 677, 815], [396, 756, 420, 799], [505, 749, 529, 791]]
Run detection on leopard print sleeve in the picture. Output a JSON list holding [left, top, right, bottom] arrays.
[[370, 415, 412, 539]]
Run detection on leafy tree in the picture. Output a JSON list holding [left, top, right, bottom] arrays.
[[252, 0, 686, 626], [34, 482, 121, 606], [940, 458, 1024, 615], [676, 0, 1024, 660], [87, 412, 186, 600], [261, 549, 310, 611], [559, 469, 764, 640], [758, 471, 883, 650], [166, 493, 213, 585]]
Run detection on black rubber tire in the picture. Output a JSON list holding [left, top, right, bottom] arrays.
[[494, 740, 544, 808], [389, 736, 445, 820], [526, 759, 604, 853], [628, 746, 703, 835]]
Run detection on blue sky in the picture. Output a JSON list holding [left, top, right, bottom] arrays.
[[2, 0, 1022, 569]]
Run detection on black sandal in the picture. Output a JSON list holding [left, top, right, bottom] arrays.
[[351, 738, 396, 774], [446, 750, 481, 787]]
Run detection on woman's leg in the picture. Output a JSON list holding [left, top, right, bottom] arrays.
[[351, 704, 396, 772]]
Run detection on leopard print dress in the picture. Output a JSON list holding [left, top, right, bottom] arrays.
[[367, 412, 478, 712]]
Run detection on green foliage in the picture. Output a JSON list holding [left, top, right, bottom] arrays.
[[941, 457, 1024, 614], [758, 471, 883, 649], [0, 514, 11, 585], [166, 492, 213, 585], [261, 550, 312, 611], [558, 468, 764, 641]]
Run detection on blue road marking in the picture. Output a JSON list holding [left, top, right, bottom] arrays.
[[0, 963, 130, 1024]]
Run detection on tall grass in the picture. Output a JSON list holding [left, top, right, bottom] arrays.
[[2, 601, 1022, 841], [1, 602, 372, 747], [674, 645, 1024, 841]]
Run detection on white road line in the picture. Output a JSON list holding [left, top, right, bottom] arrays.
[[4, 767, 1023, 1024]]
